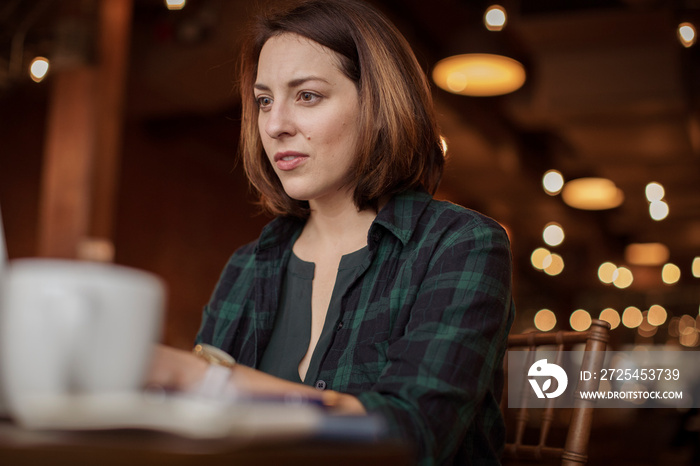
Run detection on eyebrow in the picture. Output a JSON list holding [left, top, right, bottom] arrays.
[[254, 75, 330, 92]]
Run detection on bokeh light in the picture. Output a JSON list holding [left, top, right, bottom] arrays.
[[622, 306, 643, 328], [679, 315, 696, 335], [598, 262, 617, 284], [570, 309, 592, 332], [543, 223, 565, 247], [649, 200, 669, 221], [542, 170, 564, 195], [613, 267, 633, 289], [625, 242, 669, 266], [165, 0, 186, 10], [544, 253, 564, 276], [531, 247, 551, 270], [678, 22, 697, 47], [647, 305, 667, 327], [645, 182, 665, 202], [484, 5, 507, 31], [29, 57, 49, 82], [599, 308, 620, 330], [534, 309, 557, 332], [662, 263, 681, 284], [638, 312, 658, 338], [680, 332, 699, 347]]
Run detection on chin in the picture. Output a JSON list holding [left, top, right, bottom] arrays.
[[280, 181, 349, 206], [281, 185, 312, 202]]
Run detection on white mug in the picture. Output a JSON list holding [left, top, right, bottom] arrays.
[[0, 258, 165, 423]]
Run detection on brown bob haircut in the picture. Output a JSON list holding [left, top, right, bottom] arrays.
[[239, 0, 444, 218]]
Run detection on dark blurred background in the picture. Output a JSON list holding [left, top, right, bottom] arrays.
[[1, 1, 700, 462]]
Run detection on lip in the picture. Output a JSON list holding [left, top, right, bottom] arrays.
[[274, 151, 309, 171]]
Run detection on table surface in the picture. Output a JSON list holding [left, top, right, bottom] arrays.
[[0, 418, 414, 466]]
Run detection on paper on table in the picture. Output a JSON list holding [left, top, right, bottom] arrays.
[[11, 391, 326, 440]]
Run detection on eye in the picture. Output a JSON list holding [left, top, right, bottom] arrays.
[[299, 92, 320, 104], [256, 95, 273, 110]]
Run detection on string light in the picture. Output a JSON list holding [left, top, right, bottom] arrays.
[[570, 309, 592, 332], [649, 200, 669, 221], [646, 182, 669, 220], [484, 5, 507, 31], [678, 22, 697, 48], [29, 57, 49, 82], [622, 306, 643, 328], [599, 308, 620, 330], [531, 247, 551, 270], [544, 253, 564, 276], [598, 262, 617, 284], [647, 305, 667, 326], [613, 267, 633, 289], [542, 170, 564, 195], [662, 263, 681, 284], [534, 309, 556, 332], [645, 182, 665, 202], [543, 223, 565, 247]]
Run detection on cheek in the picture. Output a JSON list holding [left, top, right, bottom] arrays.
[[259, 138, 274, 162]]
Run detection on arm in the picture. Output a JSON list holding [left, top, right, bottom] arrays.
[[147, 344, 365, 414], [357, 219, 514, 464]]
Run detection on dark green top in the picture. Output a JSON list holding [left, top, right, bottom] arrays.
[[197, 189, 515, 465], [259, 247, 369, 384]]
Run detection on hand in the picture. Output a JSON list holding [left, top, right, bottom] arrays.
[[146, 344, 366, 415], [146, 344, 209, 392], [229, 364, 367, 414]]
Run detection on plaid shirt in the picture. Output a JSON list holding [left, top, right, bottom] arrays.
[[196, 189, 515, 465]]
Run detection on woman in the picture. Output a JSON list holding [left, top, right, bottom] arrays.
[[149, 0, 515, 464]]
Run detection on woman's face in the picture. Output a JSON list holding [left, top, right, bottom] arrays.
[[254, 33, 361, 207]]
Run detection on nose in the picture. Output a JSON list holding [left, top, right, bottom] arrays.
[[262, 101, 296, 140]]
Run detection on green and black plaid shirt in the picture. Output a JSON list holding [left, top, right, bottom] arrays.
[[196, 189, 515, 465]]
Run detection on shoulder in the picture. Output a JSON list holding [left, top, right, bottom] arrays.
[[376, 189, 507, 247], [209, 240, 257, 306], [215, 215, 302, 290], [418, 197, 510, 249], [227, 215, 303, 263]]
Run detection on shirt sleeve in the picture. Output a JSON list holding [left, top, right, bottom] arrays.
[[195, 242, 258, 349], [356, 218, 514, 465]]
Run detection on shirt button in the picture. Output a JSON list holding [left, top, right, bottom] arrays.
[[315, 380, 327, 390], [336, 321, 344, 331]]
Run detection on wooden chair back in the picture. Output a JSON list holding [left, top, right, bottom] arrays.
[[501, 319, 610, 465]]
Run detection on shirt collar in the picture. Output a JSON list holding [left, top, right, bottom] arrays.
[[256, 215, 304, 252], [371, 188, 433, 246]]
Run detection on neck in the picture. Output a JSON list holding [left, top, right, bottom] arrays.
[[298, 190, 377, 256]]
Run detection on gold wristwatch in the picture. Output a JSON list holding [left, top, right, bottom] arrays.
[[193, 343, 236, 368]]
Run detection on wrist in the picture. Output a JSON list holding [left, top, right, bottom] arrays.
[[193, 343, 236, 368], [191, 344, 238, 399]]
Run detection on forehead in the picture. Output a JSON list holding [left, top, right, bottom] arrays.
[[256, 33, 344, 81]]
